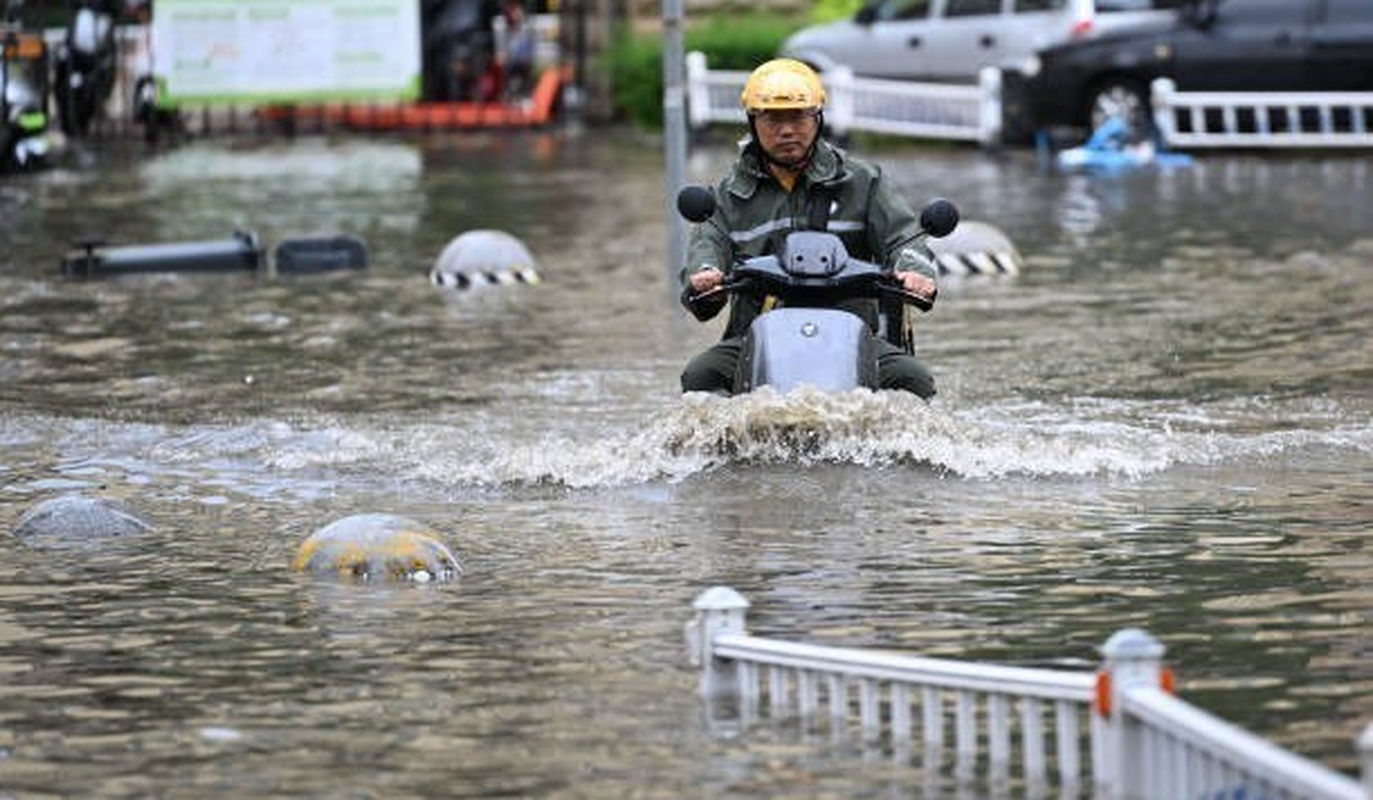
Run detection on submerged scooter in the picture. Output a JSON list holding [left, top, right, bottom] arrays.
[[678, 185, 958, 394]]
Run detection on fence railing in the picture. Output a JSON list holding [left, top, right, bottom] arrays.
[[686, 586, 1372, 800], [1152, 78, 1373, 149], [686, 53, 1373, 152], [685, 51, 1002, 146]]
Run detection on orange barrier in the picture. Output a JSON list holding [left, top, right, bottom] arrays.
[[1, 32, 47, 60], [260, 66, 569, 132]]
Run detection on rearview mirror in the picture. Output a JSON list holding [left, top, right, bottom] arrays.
[[676, 185, 716, 223], [919, 198, 959, 238]]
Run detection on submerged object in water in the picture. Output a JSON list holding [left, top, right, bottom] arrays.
[[271, 234, 369, 276], [928, 220, 1022, 276], [62, 231, 264, 277], [1054, 117, 1195, 173], [431, 229, 541, 290], [292, 514, 462, 582], [1056, 144, 1195, 171], [12, 495, 153, 544], [61, 232, 369, 277]]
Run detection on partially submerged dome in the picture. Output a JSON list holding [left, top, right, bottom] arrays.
[[292, 513, 462, 582], [430, 229, 540, 290]]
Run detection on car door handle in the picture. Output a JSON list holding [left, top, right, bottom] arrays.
[[979, 34, 995, 48]]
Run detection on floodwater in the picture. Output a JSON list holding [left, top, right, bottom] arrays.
[[0, 130, 1369, 798]]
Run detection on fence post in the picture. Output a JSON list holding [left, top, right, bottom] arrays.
[[1152, 77, 1179, 147], [1359, 722, 1373, 798], [1100, 628, 1166, 800], [828, 66, 854, 138], [686, 51, 708, 131], [686, 586, 749, 700], [977, 66, 1002, 147]]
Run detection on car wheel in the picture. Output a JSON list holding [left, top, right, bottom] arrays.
[[1086, 79, 1152, 140]]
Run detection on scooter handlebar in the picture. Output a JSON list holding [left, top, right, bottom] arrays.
[[682, 272, 934, 315], [876, 278, 936, 312], [681, 277, 752, 321]]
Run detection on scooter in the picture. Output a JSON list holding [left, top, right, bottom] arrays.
[[1, 7, 50, 170], [677, 185, 958, 394], [53, 0, 117, 137]]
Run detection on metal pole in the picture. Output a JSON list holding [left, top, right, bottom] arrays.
[[661, 0, 687, 283]]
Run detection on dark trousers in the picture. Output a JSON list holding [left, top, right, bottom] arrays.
[[681, 335, 936, 399]]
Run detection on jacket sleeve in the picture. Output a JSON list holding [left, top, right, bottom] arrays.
[[681, 200, 733, 286], [868, 169, 938, 280], [680, 189, 734, 321]]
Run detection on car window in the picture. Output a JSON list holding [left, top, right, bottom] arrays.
[[944, 0, 1003, 18], [873, 0, 933, 22], [1095, 0, 1183, 9], [1324, 0, 1369, 24], [1013, 0, 1067, 11], [1214, 0, 1308, 26]]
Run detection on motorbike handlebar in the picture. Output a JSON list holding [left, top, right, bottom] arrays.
[[681, 276, 749, 320], [876, 278, 936, 312], [682, 271, 935, 315]]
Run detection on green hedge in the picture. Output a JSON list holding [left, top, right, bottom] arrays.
[[602, 12, 804, 129], [808, 0, 863, 24]]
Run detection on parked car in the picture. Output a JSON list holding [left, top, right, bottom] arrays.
[[778, 0, 1177, 83], [1017, 0, 1373, 140]]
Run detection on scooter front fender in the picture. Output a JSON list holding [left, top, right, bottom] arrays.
[[736, 308, 878, 394]]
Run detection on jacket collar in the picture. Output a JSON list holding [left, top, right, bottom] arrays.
[[726, 138, 846, 200]]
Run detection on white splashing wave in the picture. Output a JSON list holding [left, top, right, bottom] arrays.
[[261, 389, 1372, 488]]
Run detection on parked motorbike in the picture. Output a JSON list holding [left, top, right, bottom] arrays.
[[678, 185, 959, 394], [423, 0, 500, 102], [53, 0, 117, 137], [1, 12, 50, 170]]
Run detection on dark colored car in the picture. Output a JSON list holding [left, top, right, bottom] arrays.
[[1014, 0, 1373, 140]]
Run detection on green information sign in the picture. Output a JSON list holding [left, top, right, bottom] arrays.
[[152, 0, 421, 104]]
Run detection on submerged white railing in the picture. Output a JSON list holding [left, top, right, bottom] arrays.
[[686, 587, 1372, 800], [1152, 78, 1373, 149], [685, 51, 1001, 145]]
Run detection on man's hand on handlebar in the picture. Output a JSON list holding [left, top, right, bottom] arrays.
[[893, 270, 937, 302], [688, 267, 725, 296], [682, 267, 729, 321]]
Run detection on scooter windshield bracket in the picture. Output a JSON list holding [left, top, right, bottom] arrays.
[[780, 231, 848, 278]]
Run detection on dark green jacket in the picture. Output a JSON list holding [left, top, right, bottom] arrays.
[[683, 138, 936, 340]]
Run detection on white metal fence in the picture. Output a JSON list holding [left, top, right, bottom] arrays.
[[686, 587, 1373, 800], [686, 53, 1373, 151], [1152, 78, 1373, 149], [685, 51, 1002, 145]]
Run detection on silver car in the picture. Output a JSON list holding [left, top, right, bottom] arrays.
[[780, 0, 1174, 82]]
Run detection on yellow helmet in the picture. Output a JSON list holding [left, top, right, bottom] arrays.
[[740, 58, 825, 114]]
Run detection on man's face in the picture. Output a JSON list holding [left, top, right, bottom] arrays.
[[752, 108, 820, 168]]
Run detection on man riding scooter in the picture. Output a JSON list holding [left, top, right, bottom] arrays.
[[679, 59, 941, 398]]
